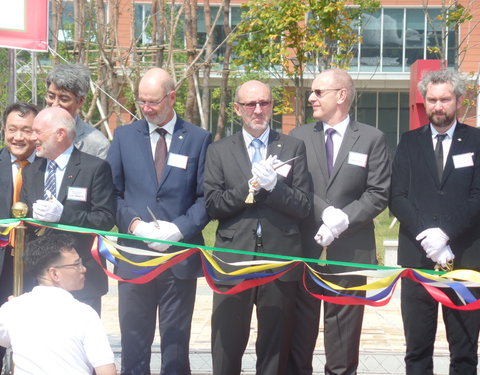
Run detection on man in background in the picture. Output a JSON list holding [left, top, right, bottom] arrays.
[[0, 102, 39, 371], [0, 233, 116, 375], [107, 67, 211, 375], [46, 63, 110, 159], [289, 69, 390, 375], [21, 106, 114, 315]]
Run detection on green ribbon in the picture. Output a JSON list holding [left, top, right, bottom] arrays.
[[0, 218, 445, 275]]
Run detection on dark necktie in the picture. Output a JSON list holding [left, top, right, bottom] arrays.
[[44, 160, 57, 199], [434, 133, 447, 180], [325, 128, 336, 176], [154, 128, 168, 183]]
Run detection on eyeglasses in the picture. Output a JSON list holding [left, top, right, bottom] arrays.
[[52, 259, 84, 270], [310, 88, 342, 98], [45, 92, 77, 106], [136, 92, 170, 108], [237, 101, 272, 110]]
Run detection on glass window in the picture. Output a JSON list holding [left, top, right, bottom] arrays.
[[405, 8, 425, 71], [378, 92, 399, 154], [382, 9, 404, 72], [355, 92, 377, 125], [359, 11, 381, 71]]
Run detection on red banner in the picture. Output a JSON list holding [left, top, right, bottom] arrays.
[[0, 0, 48, 51]]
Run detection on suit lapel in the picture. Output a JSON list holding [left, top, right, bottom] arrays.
[[158, 119, 187, 189], [58, 148, 81, 203], [327, 120, 360, 187], [441, 123, 466, 185], [417, 125, 442, 186], [231, 132, 253, 180], [266, 130, 284, 159], [0, 150, 13, 210], [135, 120, 158, 188], [30, 158, 47, 201]]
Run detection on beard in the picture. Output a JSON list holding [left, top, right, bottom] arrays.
[[428, 111, 455, 128]]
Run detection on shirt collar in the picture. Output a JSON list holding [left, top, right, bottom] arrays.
[[10, 151, 36, 165], [430, 120, 457, 139], [242, 127, 270, 148], [148, 112, 177, 136], [52, 144, 74, 170], [324, 115, 350, 137]]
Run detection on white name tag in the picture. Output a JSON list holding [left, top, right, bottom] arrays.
[[275, 163, 292, 178], [167, 153, 188, 169], [453, 152, 474, 169], [67, 187, 87, 202], [348, 151, 368, 168]]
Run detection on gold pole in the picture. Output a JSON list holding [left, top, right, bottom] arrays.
[[11, 202, 28, 296]]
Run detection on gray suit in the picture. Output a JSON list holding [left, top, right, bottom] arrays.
[[289, 120, 390, 375], [74, 117, 110, 160]]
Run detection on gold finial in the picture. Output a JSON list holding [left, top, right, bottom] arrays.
[[11, 202, 28, 218]]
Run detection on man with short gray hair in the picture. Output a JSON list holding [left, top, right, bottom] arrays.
[[20, 106, 114, 315], [390, 69, 480, 374], [46, 63, 110, 159]]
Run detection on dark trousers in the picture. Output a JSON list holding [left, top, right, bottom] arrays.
[[211, 279, 297, 375], [119, 274, 197, 375], [401, 277, 480, 375], [288, 273, 366, 375], [0, 249, 13, 372]]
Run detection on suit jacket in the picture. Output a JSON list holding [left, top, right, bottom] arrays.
[[389, 122, 480, 269], [0, 148, 14, 278], [204, 130, 311, 281], [21, 147, 115, 297], [107, 117, 212, 279], [74, 117, 110, 160], [290, 120, 390, 270]]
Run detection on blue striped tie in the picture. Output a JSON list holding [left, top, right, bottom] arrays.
[[251, 138, 263, 164], [44, 160, 57, 199]]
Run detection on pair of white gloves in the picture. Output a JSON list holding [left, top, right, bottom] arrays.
[[416, 228, 454, 267], [314, 206, 349, 247], [32, 191, 64, 222], [248, 155, 278, 193], [133, 220, 183, 252]]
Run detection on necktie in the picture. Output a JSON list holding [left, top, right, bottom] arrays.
[[44, 160, 57, 199], [325, 128, 336, 176], [154, 128, 168, 183], [251, 138, 263, 164], [13, 160, 29, 203], [434, 133, 447, 180]]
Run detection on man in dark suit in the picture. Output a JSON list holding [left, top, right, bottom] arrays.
[[389, 69, 480, 375], [289, 69, 391, 375], [107, 67, 211, 375], [0, 102, 39, 371], [20, 106, 114, 315], [204, 80, 311, 375]]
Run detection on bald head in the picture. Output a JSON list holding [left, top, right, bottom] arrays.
[[138, 68, 176, 126], [32, 107, 76, 160]]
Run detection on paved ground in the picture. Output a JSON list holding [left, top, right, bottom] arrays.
[[101, 275, 457, 375]]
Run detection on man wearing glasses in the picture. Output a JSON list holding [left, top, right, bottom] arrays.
[[45, 63, 110, 159], [0, 233, 116, 375], [107, 67, 211, 375], [289, 69, 390, 375], [204, 80, 311, 375], [20, 106, 115, 315]]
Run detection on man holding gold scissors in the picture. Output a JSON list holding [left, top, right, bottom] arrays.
[[204, 80, 311, 375], [390, 69, 480, 375]]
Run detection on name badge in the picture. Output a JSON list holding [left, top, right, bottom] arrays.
[[348, 151, 368, 168], [67, 187, 87, 202], [275, 163, 292, 178], [453, 152, 474, 169], [167, 153, 188, 169]]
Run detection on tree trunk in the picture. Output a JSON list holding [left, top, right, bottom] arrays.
[[184, 0, 199, 125], [200, 0, 213, 131]]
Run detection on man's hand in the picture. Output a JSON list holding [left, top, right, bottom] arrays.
[[252, 156, 277, 192], [321, 206, 349, 238], [32, 196, 63, 222], [314, 224, 335, 246], [416, 228, 449, 255], [133, 220, 183, 252], [426, 244, 454, 267]]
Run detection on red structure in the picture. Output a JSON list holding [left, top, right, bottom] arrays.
[[409, 59, 446, 130]]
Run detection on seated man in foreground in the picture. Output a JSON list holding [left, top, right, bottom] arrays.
[[0, 234, 116, 375]]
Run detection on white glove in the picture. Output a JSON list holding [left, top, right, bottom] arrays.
[[416, 228, 449, 254], [32, 196, 63, 222], [435, 245, 455, 267], [134, 220, 183, 252], [321, 206, 349, 238], [252, 156, 277, 191], [314, 224, 335, 246]]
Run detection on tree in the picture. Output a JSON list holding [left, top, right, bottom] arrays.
[[233, 0, 380, 127]]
